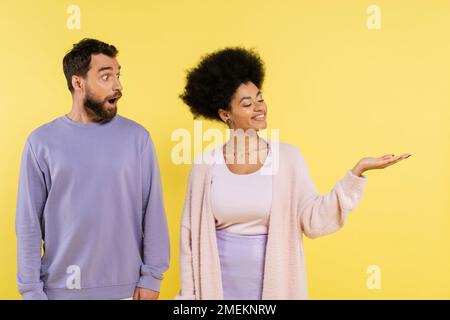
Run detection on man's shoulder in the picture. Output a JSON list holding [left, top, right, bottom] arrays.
[[115, 115, 150, 138], [27, 117, 64, 145]]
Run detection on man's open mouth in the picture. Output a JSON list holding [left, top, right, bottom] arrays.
[[107, 95, 121, 105]]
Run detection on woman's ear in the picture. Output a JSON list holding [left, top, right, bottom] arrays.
[[218, 108, 230, 123]]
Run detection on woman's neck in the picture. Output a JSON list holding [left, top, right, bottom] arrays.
[[224, 129, 269, 165], [227, 130, 261, 152]]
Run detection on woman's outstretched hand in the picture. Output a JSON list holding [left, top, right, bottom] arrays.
[[351, 153, 412, 177]]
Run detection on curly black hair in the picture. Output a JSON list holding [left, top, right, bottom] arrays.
[[180, 47, 265, 121]]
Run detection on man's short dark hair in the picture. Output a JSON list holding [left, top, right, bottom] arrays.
[[63, 38, 118, 92]]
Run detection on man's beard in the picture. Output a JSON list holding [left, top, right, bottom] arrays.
[[83, 89, 119, 121]]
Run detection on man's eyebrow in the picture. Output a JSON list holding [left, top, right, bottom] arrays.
[[97, 65, 121, 73], [97, 66, 113, 73]]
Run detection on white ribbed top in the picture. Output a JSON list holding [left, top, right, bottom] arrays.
[[210, 147, 273, 235]]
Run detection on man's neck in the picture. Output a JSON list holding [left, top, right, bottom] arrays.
[[67, 101, 102, 124]]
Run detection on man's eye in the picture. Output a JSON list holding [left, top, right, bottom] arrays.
[[101, 75, 109, 80]]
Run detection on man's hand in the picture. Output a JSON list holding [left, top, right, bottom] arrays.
[[133, 287, 160, 300]]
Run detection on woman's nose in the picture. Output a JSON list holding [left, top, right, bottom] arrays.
[[253, 100, 264, 111]]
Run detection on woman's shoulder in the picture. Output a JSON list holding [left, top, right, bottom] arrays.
[[192, 145, 222, 165], [186, 145, 221, 177], [269, 141, 304, 160]]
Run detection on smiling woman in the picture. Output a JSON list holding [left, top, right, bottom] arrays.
[[175, 47, 411, 300]]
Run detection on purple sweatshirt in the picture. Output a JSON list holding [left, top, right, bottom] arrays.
[[15, 115, 170, 300]]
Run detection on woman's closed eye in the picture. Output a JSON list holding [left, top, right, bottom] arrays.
[[257, 93, 264, 102]]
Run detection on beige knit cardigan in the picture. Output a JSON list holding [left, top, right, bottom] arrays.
[[175, 141, 367, 299]]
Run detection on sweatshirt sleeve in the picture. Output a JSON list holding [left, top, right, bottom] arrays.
[[174, 169, 195, 300], [138, 134, 170, 292], [15, 140, 48, 300], [296, 149, 368, 239]]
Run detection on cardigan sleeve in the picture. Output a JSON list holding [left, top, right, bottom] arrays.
[[295, 148, 368, 239], [174, 169, 196, 300]]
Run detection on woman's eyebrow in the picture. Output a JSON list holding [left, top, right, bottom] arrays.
[[239, 96, 252, 103], [239, 91, 262, 103]]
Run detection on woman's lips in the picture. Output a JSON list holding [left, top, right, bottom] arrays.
[[252, 114, 266, 121]]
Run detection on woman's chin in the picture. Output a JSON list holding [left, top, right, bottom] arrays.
[[254, 122, 267, 131], [233, 122, 267, 133], [252, 117, 267, 128]]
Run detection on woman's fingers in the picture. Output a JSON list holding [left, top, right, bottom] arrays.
[[401, 153, 412, 159], [394, 153, 412, 160], [366, 153, 412, 170], [380, 153, 412, 160], [383, 153, 411, 166]]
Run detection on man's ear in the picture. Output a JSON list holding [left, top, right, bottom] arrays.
[[71, 75, 83, 92]]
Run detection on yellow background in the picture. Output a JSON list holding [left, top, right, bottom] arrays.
[[0, 0, 449, 299]]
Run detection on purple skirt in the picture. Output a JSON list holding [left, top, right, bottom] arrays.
[[216, 229, 268, 300]]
